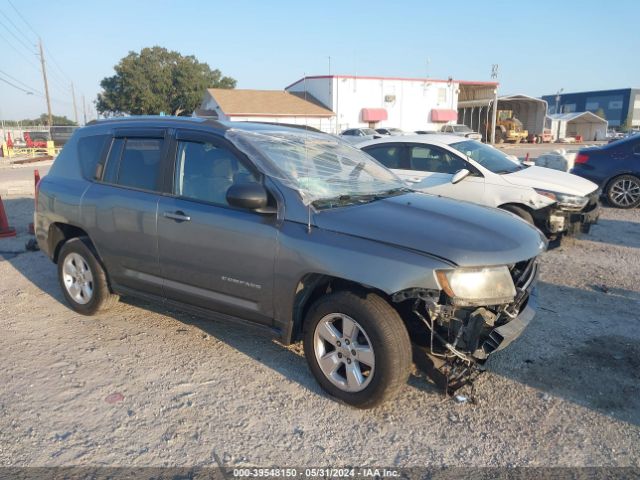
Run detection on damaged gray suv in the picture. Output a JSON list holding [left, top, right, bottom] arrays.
[[35, 117, 546, 408]]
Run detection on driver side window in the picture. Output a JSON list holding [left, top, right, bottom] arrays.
[[409, 146, 467, 174], [174, 141, 257, 206]]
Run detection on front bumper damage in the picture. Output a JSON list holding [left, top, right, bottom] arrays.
[[538, 190, 601, 237], [393, 258, 539, 393]]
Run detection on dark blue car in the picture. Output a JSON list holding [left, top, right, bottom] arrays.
[[571, 134, 640, 208]]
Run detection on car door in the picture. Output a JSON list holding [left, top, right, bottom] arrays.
[[156, 130, 278, 325], [81, 128, 169, 296], [397, 144, 486, 203]]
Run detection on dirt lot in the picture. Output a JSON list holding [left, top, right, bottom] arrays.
[[0, 195, 639, 468]]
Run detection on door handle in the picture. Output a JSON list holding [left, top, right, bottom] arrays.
[[163, 211, 191, 222]]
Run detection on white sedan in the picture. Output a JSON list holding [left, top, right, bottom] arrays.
[[358, 134, 601, 239]]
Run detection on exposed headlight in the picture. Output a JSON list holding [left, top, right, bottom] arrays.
[[534, 188, 589, 209], [436, 266, 516, 306]]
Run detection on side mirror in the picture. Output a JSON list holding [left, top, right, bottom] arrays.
[[451, 168, 471, 184], [226, 182, 273, 212]]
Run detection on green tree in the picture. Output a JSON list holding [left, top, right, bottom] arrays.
[[5, 114, 77, 126], [594, 108, 606, 120], [96, 46, 236, 116]]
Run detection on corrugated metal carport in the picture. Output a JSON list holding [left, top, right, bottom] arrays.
[[457, 88, 549, 142], [497, 95, 548, 137], [457, 82, 497, 141]]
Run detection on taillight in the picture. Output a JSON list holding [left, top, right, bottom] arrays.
[[575, 153, 590, 164]]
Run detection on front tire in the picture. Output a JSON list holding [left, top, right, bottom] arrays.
[[606, 175, 640, 209], [57, 237, 118, 315], [500, 204, 535, 225], [303, 291, 412, 408]]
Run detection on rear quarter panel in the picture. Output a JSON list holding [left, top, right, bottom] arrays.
[[35, 133, 91, 258]]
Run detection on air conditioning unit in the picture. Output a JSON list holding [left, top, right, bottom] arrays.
[[384, 95, 396, 103]]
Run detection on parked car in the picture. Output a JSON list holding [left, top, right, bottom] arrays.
[[340, 128, 382, 144], [375, 127, 405, 136], [36, 117, 546, 408], [571, 134, 640, 208], [440, 124, 482, 141], [359, 134, 600, 239]]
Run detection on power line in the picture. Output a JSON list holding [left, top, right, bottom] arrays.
[[4, 0, 77, 118], [0, 29, 68, 98], [3, 1, 72, 96], [0, 6, 36, 45], [0, 30, 41, 73], [0, 75, 36, 95], [7, 0, 40, 39], [0, 14, 35, 54], [44, 45, 72, 83], [0, 68, 43, 95]]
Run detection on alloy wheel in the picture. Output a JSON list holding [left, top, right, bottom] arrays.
[[62, 252, 94, 305], [610, 177, 640, 207], [313, 313, 375, 392]]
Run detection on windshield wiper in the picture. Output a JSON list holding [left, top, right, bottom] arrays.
[[312, 187, 412, 209], [372, 187, 413, 199], [312, 193, 376, 209]]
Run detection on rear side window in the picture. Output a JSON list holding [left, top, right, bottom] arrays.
[[633, 142, 640, 155], [77, 134, 109, 180], [102, 137, 164, 191], [365, 145, 403, 169], [410, 146, 467, 174]]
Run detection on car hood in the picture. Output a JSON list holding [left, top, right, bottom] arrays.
[[502, 166, 598, 196], [314, 193, 546, 267]]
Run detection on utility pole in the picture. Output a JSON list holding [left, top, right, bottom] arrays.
[[71, 83, 79, 125], [38, 39, 53, 127], [82, 95, 87, 125], [555, 88, 563, 114], [490, 64, 499, 144]]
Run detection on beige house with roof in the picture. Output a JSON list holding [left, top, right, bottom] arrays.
[[197, 88, 336, 132]]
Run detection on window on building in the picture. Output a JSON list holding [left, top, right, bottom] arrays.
[[562, 104, 576, 113], [409, 146, 466, 174], [609, 100, 623, 110], [437, 88, 447, 104], [585, 101, 599, 111], [174, 141, 256, 206]]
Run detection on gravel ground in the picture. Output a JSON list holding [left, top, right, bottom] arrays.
[[0, 195, 639, 468]]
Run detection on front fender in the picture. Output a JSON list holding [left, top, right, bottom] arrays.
[[273, 221, 452, 342]]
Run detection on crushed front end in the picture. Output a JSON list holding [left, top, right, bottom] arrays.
[[533, 188, 601, 238], [392, 258, 539, 393]]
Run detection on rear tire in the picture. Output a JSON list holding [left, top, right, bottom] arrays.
[[303, 291, 412, 408], [606, 175, 640, 209], [57, 237, 118, 315], [500, 205, 535, 225]]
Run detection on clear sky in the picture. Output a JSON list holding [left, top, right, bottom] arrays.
[[0, 0, 637, 121]]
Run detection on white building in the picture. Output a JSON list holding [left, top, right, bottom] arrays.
[[197, 88, 336, 131], [285, 75, 493, 133]]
